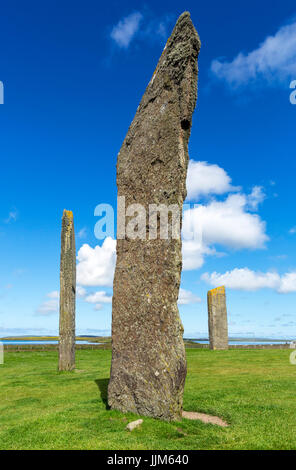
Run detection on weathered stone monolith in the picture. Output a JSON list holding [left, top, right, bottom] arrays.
[[108, 12, 201, 420], [207, 286, 228, 350], [59, 210, 76, 371]]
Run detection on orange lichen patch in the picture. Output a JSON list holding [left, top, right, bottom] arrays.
[[208, 286, 225, 296], [64, 209, 73, 219], [207, 286, 226, 309]]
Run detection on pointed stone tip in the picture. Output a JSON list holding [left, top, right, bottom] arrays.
[[175, 11, 193, 27], [173, 11, 201, 48], [178, 11, 191, 20]]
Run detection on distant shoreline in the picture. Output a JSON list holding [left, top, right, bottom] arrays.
[[0, 336, 110, 343], [1, 335, 294, 346]]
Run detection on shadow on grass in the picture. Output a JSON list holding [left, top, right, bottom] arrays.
[[95, 378, 110, 409]]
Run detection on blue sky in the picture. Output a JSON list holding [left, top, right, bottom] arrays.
[[0, 0, 296, 338]]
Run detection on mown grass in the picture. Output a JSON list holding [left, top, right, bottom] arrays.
[[0, 349, 295, 450]]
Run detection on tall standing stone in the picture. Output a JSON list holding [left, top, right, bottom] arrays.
[[108, 12, 201, 420], [59, 210, 76, 371], [207, 286, 228, 350]]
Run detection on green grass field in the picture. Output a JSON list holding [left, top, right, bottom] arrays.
[[0, 348, 295, 450]]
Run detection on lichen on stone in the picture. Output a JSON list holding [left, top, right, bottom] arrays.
[[108, 12, 201, 421]]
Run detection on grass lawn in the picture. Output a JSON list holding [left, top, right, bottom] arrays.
[[0, 348, 295, 450]]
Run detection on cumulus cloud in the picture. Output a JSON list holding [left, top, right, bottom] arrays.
[[182, 241, 216, 271], [111, 12, 143, 48], [182, 161, 268, 270], [182, 193, 268, 270], [247, 186, 265, 211], [84, 291, 112, 304], [36, 291, 59, 315], [185, 193, 267, 249], [202, 268, 296, 293], [77, 237, 116, 287], [178, 288, 201, 305], [211, 20, 296, 88], [186, 160, 239, 201], [278, 272, 296, 294], [84, 290, 112, 311]]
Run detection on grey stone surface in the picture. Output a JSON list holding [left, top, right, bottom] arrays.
[[108, 12, 201, 420], [59, 210, 76, 371], [207, 286, 228, 350]]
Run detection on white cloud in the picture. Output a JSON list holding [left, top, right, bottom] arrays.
[[182, 192, 268, 270], [178, 288, 201, 305], [47, 291, 59, 299], [186, 160, 239, 201], [182, 241, 216, 271], [36, 291, 59, 315], [84, 291, 112, 304], [62, 282, 112, 311], [289, 226, 296, 234], [84, 290, 112, 312], [77, 237, 116, 287], [211, 20, 296, 88], [247, 186, 265, 211], [202, 268, 279, 291], [187, 193, 268, 250], [111, 12, 143, 48], [77, 227, 87, 239], [278, 272, 296, 294], [76, 286, 86, 298], [202, 268, 296, 293], [182, 161, 268, 270]]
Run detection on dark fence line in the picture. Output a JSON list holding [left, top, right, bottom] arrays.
[[3, 343, 111, 351], [185, 343, 291, 350], [3, 343, 292, 351], [230, 344, 290, 349]]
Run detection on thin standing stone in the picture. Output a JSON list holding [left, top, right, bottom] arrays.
[[207, 286, 228, 350], [108, 12, 201, 420], [59, 209, 76, 371]]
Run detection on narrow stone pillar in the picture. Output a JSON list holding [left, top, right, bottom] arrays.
[[207, 286, 228, 350], [59, 209, 76, 371], [108, 12, 201, 421]]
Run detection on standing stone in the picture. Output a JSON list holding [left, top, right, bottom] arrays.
[[207, 286, 228, 350], [108, 12, 201, 420], [59, 210, 76, 371]]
